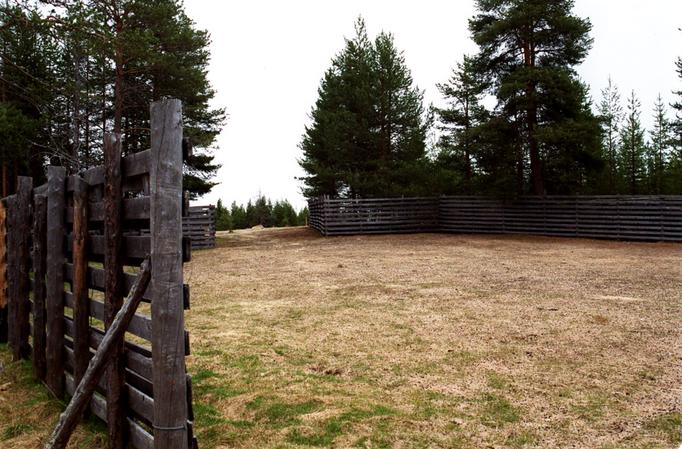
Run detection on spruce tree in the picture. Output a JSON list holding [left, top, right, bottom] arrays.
[[647, 95, 671, 194], [299, 18, 429, 198], [598, 78, 624, 193], [469, 0, 601, 195], [619, 91, 646, 194], [435, 55, 488, 193]]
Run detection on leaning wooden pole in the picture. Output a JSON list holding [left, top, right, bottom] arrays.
[[44, 258, 151, 449], [151, 99, 188, 449]]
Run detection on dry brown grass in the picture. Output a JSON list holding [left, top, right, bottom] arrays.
[[1, 227, 681, 448]]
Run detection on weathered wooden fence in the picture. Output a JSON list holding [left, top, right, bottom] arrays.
[[309, 195, 682, 242], [0, 99, 197, 449], [183, 205, 216, 249]]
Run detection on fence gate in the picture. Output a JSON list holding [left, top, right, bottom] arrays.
[[0, 99, 197, 449]]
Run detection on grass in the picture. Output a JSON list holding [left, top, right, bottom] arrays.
[[3, 227, 682, 448]]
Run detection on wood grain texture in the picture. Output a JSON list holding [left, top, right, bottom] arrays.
[[0, 199, 7, 343], [46, 166, 66, 398], [150, 98, 188, 449], [44, 258, 151, 449], [72, 177, 90, 386], [15, 176, 33, 360], [104, 133, 125, 449], [32, 194, 48, 380]]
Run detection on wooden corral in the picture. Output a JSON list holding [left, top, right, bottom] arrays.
[[1, 99, 197, 449], [309, 195, 682, 241], [183, 205, 216, 249]]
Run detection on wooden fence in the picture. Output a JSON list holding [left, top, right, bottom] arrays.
[[309, 195, 682, 242], [0, 99, 197, 449], [183, 205, 216, 249]]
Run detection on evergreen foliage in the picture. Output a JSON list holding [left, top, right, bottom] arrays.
[[299, 18, 431, 199], [619, 91, 646, 194], [468, 0, 602, 195], [214, 197, 308, 231], [0, 0, 224, 198]]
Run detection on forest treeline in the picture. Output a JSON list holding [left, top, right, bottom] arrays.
[[300, 1, 682, 199], [214, 197, 309, 231], [0, 0, 223, 198]]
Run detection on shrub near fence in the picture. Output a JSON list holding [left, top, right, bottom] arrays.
[[183, 205, 216, 249], [309, 195, 682, 242], [0, 100, 197, 449]]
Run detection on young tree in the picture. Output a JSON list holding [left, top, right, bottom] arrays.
[[647, 95, 671, 194], [469, 0, 601, 195], [215, 199, 232, 231], [598, 78, 624, 193], [619, 91, 646, 194], [434, 55, 488, 192]]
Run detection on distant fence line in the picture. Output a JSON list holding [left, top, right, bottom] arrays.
[[308, 196, 682, 242], [183, 205, 216, 249]]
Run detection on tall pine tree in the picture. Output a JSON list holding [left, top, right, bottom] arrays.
[[469, 0, 602, 195]]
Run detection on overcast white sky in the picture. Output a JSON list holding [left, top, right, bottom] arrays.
[[183, 0, 682, 210]]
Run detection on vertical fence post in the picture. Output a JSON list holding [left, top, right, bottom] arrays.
[[4, 196, 14, 350], [0, 199, 7, 344], [32, 195, 48, 381], [14, 176, 32, 360], [104, 133, 125, 449], [46, 166, 66, 399], [72, 177, 90, 386], [151, 98, 188, 449]]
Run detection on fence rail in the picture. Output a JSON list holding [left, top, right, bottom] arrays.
[[309, 195, 682, 242], [0, 99, 197, 449]]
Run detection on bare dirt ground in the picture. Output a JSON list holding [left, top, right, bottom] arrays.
[[1, 226, 681, 448]]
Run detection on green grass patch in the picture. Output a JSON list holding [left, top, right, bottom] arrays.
[[506, 430, 538, 448], [287, 404, 395, 447], [479, 393, 520, 427], [645, 412, 682, 444], [1, 423, 33, 441]]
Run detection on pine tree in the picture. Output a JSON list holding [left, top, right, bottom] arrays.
[[619, 91, 646, 194], [435, 55, 488, 193], [647, 95, 671, 194], [598, 78, 624, 193], [469, 0, 601, 195], [299, 17, 429, 198], [9, 0, 225, 198]]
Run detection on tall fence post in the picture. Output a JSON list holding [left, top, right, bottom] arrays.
[[0, 199, 7, 344], [46, 166, 66, 399], [13, 176, 32, 361], [32, 195, 48, 381], [150, 98, 188, 449], [104, 133, 125, 449], [72, 177, 90, 387]]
